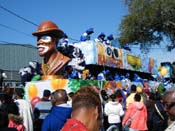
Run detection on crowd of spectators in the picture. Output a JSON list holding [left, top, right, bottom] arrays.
[[0, 84, 174, 131]]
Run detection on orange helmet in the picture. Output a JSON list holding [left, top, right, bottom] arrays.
[[32, 20, 64, 38]]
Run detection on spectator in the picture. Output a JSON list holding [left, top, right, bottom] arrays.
[[146, 92, 156, 131], [34, 89, 52, 119], [61, 86, 102, 131], [126, 84, 143, 109], [116, 89, 123, 104], [33, 89, 52, 131], [41, 89, 51, 101], [7, 102, 25, 131], [42, 89, 72, 131], [14, 88, 33, 131], [67, 92, 75, 106], [33, 108, 42, 131], [0, 92, 13, 109], [50, 91, 56, 106], [136, 86, 147, 105], [120, 88, 128, 111], [122, 93, 148, 131], [0, 109, 17, 131], [146, 92, 168, 131], [104, 93, 124, 131], [162, 87, 175, 131], [100, 90, 109, 131]]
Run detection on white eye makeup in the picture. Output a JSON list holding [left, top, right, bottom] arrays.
[[38, 36, 52, 43]]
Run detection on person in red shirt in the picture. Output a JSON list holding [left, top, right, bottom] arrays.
[[61, 86, 102, 131]]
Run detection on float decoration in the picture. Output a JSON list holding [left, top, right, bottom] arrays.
[[23, 40, 158, 100]]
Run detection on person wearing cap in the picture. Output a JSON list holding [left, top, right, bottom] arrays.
[[80, 28, 94, 42], [95, 32, 106, 44], [32, 20, 70, 80], [106, 34, 114, 45]]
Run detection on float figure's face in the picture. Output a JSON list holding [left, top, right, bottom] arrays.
[[37, 35, 56, 56]]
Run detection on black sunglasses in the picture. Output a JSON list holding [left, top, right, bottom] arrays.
[[163, 102, 175, 110]]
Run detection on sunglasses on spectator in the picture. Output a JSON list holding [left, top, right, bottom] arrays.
[[163, 102, 175, 110], [37, 36, 52, 43]]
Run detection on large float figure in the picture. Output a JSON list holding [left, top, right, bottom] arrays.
[[32, 21, 70, 80]]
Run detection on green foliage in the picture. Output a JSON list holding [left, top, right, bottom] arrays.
[[119, 0, 175, 51], [67, 79, 105, 93]]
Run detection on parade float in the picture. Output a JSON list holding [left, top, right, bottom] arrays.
[[22, 20, 175, 101], [24, 40, 159, 101]]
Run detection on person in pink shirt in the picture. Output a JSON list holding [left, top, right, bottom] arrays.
[[122, 93, 147, 131]]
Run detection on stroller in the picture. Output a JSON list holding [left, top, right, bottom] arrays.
[[106, 125, 119, 131]]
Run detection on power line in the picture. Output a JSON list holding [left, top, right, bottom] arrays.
[[0, 23, 33, 38], [0, 4, 38, 27], [0, 4, 84, 42], [0, 4, 81, 42]]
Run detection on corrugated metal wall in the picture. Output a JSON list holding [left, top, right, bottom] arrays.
[[0, 43, 42, 83]]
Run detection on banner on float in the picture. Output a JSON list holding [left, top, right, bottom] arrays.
[[96, 42, 123, 68], [25, 79, 123, 101], [122, 50, 142, 71], [122, 50, 157, 74], [74, 41, 123, 68]]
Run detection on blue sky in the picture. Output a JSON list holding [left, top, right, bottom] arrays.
[[0, 0, 127, 45], [0, 0, 175, 65]]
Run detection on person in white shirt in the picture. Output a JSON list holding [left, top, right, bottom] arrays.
[[14, 88, 34, 131], [104, 93, 124, 131]]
